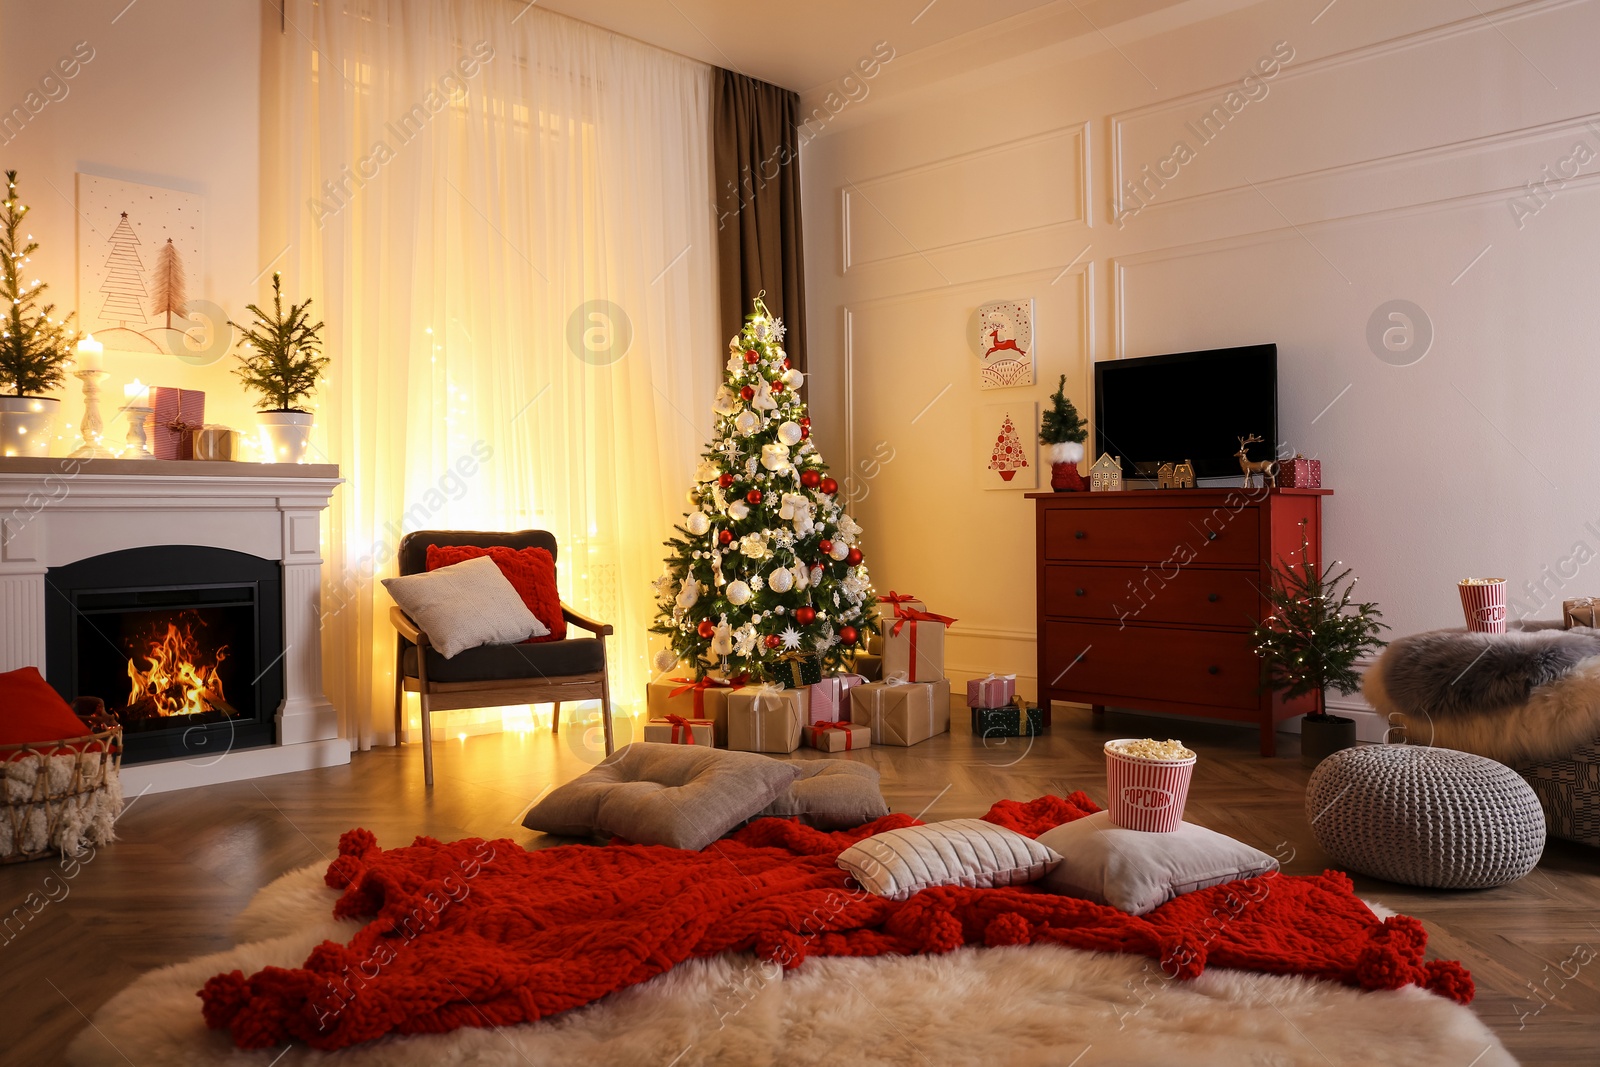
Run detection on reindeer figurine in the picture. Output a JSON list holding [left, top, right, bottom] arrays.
[[1235, 434, 1278, 489]]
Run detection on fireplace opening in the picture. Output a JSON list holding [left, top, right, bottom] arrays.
[[46, 547, 283, 764]]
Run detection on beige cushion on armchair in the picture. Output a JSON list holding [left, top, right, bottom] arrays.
[[382, 555, 546, 658]]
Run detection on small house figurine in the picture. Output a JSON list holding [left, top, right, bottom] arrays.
[[1155, 462, 1179, 489], [1174, 459, 1196, 489], [1089, 453, 1123, 492]]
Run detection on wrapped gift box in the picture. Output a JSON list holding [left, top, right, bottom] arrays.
[[151, 387, 205, 460], [851, 652, 883, 682], [882, 613, 950, 683], [1564, 598, 1600, 629], [866, 632, 885, 656], [771, 651, 822, 688], [853, 677, 951, 747], [971, 699, 1045, 738], [643, 715, 715, 747], [646, 676, 746, 746], [807, 674, 867, 725], [805, 721, 871, 752], [727, 685, 804, 753], [966, 673, 1017, 709], [1276, 454, 1321, 489]]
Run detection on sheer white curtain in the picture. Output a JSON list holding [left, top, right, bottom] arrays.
[[263, 0, 718, 748]]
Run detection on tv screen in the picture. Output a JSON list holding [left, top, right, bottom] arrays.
[[1094, 344, 1277, 481]]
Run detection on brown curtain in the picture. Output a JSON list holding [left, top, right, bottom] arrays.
[[713, 69, 807, 372]]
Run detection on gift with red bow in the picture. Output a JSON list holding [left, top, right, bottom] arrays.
[[804, 720, 870, 752], [646, 674, 748, 746], [877, 589, 956, 683], [643, 713, 715, 747]]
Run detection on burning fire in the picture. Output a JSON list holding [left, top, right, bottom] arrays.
[[127, 618, 230, 717]]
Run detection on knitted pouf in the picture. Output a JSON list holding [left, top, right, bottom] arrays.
[[1305, 745, 1545, 889]]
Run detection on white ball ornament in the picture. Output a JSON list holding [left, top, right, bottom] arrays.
[[777, 421, 803, 446], [729, 500, 751, 521], [726, 580, 752, 606], [735, 409, 761, 436], [761, 442, 791, 471], [829, 540, 851, 561], [686, 511, 711, 536], [767, 567, 795, 593], [782, 368, 805, 391]]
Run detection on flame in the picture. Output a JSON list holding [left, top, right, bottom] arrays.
[[127, 619, 229, 717]]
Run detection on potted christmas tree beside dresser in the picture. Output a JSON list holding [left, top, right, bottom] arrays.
[[0, 171, 76, 458], [1252, 536, 1388, 767], [1039, 374, 1087, 492], [230, 272, 328, 463]]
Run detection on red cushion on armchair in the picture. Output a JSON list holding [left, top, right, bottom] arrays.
[[0, 666, 94, 746], [426, 544, 567, 643]]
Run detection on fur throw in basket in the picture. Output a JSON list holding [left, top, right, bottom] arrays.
[[0, 736, 123, 862]]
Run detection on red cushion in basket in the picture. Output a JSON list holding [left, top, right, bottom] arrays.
[[426, 544, 566, 643], [0, 666, 94, 746]]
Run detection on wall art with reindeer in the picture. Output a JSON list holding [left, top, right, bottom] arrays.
[[974, 298, 1035, 389]]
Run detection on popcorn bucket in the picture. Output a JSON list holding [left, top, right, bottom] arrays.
[[1458, 578, 1507, 634], [1104, 740, 1196, 832]]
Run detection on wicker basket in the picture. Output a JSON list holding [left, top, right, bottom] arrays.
[[1518, 736, 1600, 847], [0, 727, 123, 864]]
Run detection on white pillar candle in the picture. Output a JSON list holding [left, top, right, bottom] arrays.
[[122, 378, 149, 406], [76, 334, 104, 372]]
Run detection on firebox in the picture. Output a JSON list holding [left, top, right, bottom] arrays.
[[44, 546, 284, 764]]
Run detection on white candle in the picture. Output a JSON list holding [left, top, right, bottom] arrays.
[[76, 334, 104, 372], [122, 378, 148, 406]]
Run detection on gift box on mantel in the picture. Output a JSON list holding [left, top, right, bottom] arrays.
[[1564, 598, 1600, 630], [971, 697, 1044, 738], [1276, 454, 1321, 489], [805, 720, 870, 752], [853, 676, 951, 747], [646, 675, 748, 746], [807, 673, 867, 725], [966, 673, 1016, 709], [879, 590, 955, 683], [727, 685, 805, 754], [150, 387, 205, 460], [772, 650, 822, 688], [643, 714, 715, 747]]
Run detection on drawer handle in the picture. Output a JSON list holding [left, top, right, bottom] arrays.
[[1207, 593, 1220, 603], [1075, 588, 1087, 597], [1207, 665, 1220, 675], [1074, 530, 1087, 540], [1206, 532, 1219, 541]]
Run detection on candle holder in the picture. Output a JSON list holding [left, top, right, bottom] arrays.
[[69, 369, 120, 460], [123, 404, 153, 458]]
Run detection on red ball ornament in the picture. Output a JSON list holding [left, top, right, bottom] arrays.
[[819, 477, 838, 495], [839, 625, 858, 645], [783, 358, 792, 369], [799, 426, 810, 440], [794, 606, 816, 625], [739, 385, 754, 400], [800, 469, 821, 489], [846, 547, 863, 566], [764, 634, 782, 649], [745, 349, 760, 364], [800, 417, 811, 427], [745, 489, 763, 504], [817, 538, 833, 555], [771, 380, 784, 393], [697, 619, 716, 638], [718, 473, 734, 488], [718, 529, 733, 545]]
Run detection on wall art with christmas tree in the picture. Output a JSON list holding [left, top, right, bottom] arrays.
[[977, 400, 1038, 489], [651, 298, 876, 682], [75, 174, 204, 355]]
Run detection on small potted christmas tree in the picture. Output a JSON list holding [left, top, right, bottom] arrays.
[[229, 272, 327, 463], [1039, 374, 1087, 491], [0, 171, 77, 457], [1251, 536, 1387, 767]]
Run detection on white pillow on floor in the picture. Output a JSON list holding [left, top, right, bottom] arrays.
[[383, 555, 545, 658], [837, 819, 1061, 900]]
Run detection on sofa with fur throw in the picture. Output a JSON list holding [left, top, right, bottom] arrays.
[[1362, 622, 1600, 846]]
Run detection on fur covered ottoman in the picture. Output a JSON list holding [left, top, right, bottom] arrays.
[[1363, 623, 1600, 846]]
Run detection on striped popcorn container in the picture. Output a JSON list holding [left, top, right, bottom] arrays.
[[1104, 740, 1197, 832], [1458, 578, 1507, 634]]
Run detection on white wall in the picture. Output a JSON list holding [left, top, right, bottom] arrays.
[[0, 0, 264, 440], [801, 0, 1600, 697]]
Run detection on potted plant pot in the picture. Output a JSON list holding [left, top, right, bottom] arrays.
[[1047, 440, 1085, 492], [257, 410, 314, 463], [1301, 712, 1357, 769], [0, 396, 60, 457]]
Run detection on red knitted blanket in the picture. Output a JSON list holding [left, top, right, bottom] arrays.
[[201, 794, 1473, 1050]]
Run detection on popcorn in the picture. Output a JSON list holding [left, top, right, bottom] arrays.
[[1107, 738, 1195, 761]]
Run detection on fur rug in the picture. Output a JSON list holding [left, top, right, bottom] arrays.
[[1364, 624, 1600, 764], [66, 863, 1516, 1067]]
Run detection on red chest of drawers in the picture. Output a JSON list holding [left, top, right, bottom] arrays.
[[1030, 487, 1331, 756]]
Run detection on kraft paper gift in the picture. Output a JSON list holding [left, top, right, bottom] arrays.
[[646, 676, 746, 746], [643, 715, 715, 748], [727, 685, 804, 754], [853, 676, 951, 747], [1563, 598, 1600, 630], [805, 721, 871, 752], [851, 652, 883, 682]]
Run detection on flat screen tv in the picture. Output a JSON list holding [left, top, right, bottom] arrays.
[[1093, 344, 1277, 481]]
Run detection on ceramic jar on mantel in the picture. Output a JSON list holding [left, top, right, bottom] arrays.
[[257, 410, 314, 464], [0, 396, 60, 457]]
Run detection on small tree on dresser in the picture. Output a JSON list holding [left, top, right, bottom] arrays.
[[1039, 374, 1087, 491]]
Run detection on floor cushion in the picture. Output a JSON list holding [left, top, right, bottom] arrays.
[[427, 543, 566, 643], [757, 760, 889, 830], [521, 742, 801, 850]]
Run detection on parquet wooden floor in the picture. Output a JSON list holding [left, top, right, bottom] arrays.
[[4, 706, 1595, 1064]]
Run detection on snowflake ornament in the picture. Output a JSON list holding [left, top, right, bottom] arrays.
[[780, 625, 803, 650]]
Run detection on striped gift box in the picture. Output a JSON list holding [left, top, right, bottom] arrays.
[[966, 673, 1016, 708], [1103, 740, 1196, 832], [1458, 578, 1506, 634]]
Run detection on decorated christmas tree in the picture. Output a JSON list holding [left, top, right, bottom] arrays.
[[651, 297, 875, 681]]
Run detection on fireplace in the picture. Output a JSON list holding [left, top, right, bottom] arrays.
[[44, 546, 284, 763]]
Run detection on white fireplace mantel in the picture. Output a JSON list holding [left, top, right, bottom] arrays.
[[0, 456, 349, 792]]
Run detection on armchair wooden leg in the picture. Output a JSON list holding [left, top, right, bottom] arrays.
[[393, 653, 405, 744], [417, 646, 435, 788], [599, 652, 615, 758], [551, 701, 561, 735]]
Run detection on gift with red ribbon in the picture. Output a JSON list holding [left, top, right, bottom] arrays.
[[643, 713, 715, 747], [883, 596, 956, 683], [805, 720, 870, 752], [150, 387, 205, 460], [646, 674, 748, 746]]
